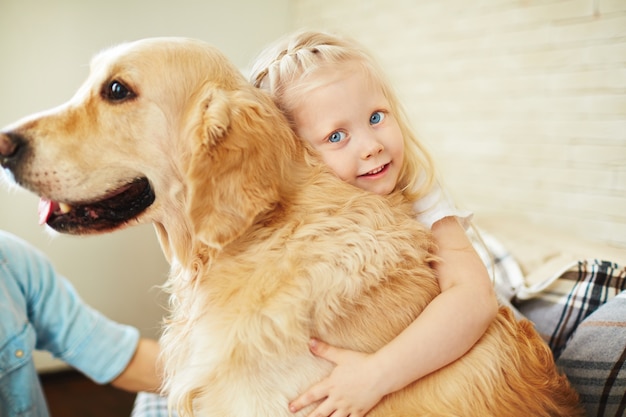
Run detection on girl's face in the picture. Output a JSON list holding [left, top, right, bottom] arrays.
[[291, 68, 404, 196]]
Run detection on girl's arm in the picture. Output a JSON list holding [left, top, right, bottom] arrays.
[[288, 216, 498, 417]]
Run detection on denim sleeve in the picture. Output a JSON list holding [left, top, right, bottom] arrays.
[[2, 231, 140, 384]]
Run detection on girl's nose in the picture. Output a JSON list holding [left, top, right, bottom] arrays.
[[361, 135, 384, 159]]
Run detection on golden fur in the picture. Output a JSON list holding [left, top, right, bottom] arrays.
[[0, 38, 582, 416]]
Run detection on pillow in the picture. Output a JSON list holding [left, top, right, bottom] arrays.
[[514, 260, 626, 416], [556, 292, 626, 417]]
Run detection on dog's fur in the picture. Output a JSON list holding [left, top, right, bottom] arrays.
[[0, 38, 582, 416]]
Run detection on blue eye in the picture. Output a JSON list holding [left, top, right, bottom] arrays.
[[328, 131, 346, 143], [370, 111, 385, 125]]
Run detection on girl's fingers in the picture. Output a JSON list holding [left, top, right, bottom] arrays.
[[309, 338, 344, 364], [289, 381, 329, 413]]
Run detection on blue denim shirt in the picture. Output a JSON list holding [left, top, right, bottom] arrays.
[[0, 230, 140, 416]]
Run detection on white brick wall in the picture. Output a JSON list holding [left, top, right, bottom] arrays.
[[291, 0, 626, 248]]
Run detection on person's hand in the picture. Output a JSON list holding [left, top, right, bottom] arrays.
[[288, 338, 386, 417]]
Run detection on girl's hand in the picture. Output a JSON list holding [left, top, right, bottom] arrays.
[[288, 339, 386, 417]]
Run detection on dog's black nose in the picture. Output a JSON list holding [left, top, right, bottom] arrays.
[[0, 132, 25, 168]]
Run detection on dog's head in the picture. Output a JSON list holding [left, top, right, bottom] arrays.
[[0, 38, 304, 260]]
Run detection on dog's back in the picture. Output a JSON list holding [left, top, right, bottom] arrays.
[[162, 154, 442, 415], [164, 155, 582, 416]]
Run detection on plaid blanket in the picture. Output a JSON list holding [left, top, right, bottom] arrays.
[[131, 392, 171, 417], [131, 240, 626, 417]]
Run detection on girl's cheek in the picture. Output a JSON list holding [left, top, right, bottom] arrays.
[[327, 161, 349, 181]]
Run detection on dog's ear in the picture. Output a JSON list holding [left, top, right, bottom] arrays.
[[196, 88, 232, 147], [186, 87, 284, 251]]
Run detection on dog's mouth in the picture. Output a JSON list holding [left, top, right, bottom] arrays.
[[38, 177, 155, 234]]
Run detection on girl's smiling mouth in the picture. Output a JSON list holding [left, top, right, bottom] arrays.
[[360, 163, 389, 177]]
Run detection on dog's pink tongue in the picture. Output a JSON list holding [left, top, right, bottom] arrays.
[[38, 198, 54, 225]]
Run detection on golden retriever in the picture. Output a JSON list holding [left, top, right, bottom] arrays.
[[0, 38, 582, 417]]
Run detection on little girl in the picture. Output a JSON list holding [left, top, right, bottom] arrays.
[[250, 30, 499, 417]]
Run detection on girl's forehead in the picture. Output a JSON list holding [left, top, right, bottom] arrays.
[[285, 61, 386, 114], [304, 63, 380, 94]]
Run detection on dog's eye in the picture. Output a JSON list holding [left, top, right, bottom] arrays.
[[104, 80, 134, 102]]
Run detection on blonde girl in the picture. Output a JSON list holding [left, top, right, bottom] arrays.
[[250, 30, 498, 417]]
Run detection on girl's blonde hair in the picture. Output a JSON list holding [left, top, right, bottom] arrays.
[[249, 30, 436, 202]]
